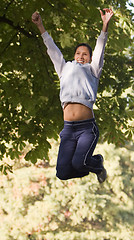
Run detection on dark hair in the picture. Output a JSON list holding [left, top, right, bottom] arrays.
[[74, 43, 92, 58]]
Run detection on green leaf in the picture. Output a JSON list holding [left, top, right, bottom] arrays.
[[0, 0, 134, 167]]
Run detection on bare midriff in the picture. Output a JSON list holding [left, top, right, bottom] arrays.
[[63, 103, 93, 121]]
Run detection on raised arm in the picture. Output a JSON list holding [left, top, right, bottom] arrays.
[[32, 12, 66, 78], [90, 8, 114, 78]]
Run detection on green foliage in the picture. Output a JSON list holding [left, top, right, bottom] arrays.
[[0, 0, 134, 168], [0, 140, 134, 239]]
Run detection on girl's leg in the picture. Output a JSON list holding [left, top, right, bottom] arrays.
[[56, 125, 89, 180], [72, 121, 103, 174]]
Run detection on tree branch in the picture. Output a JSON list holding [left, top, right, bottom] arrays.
[[0, 15, 34, 38]]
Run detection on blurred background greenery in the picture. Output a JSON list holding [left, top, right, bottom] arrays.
[[0, 137, 134, 240]]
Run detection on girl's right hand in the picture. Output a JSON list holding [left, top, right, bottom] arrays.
[[32, 11, 43, 26]]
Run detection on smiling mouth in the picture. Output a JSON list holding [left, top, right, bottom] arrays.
[[77, 60, 84, 64]]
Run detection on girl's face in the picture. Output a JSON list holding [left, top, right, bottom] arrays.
[[74, 46, 91, 64]]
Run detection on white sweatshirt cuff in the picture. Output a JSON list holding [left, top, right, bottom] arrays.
[[41, 31, 49, 40], [100, 30, 108, 39]]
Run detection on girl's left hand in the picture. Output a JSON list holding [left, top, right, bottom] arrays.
[[99, 8, 114, 24]]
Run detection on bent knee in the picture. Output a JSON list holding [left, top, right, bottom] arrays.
[[56, 173, 68, 180], [56, 165, 71, 180]]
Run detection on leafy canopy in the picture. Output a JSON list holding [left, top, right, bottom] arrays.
[[0, 0, 134, 172]]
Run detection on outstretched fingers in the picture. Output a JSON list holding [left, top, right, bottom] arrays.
[[99, 8, 114, 24], [103, 8, 114, 16]]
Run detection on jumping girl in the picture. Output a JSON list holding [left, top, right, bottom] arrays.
[[32, 8, 114, 183]]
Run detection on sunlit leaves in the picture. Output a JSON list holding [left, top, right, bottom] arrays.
[[0, 0, 133, 170]]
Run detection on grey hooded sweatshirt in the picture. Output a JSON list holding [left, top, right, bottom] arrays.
[[41, 31, 108, 110]]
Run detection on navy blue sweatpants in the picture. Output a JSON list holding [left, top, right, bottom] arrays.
[[56, 118, 103, 180]]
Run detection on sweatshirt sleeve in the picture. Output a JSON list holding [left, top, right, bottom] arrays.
[[41, 31, 66, 78], [90, 31, 108, 79]]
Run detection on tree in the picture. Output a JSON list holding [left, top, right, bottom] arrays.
[[0, 0, 134, 172]]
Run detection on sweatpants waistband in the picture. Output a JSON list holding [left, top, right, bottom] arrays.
[[64, 118, 95, 126]]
